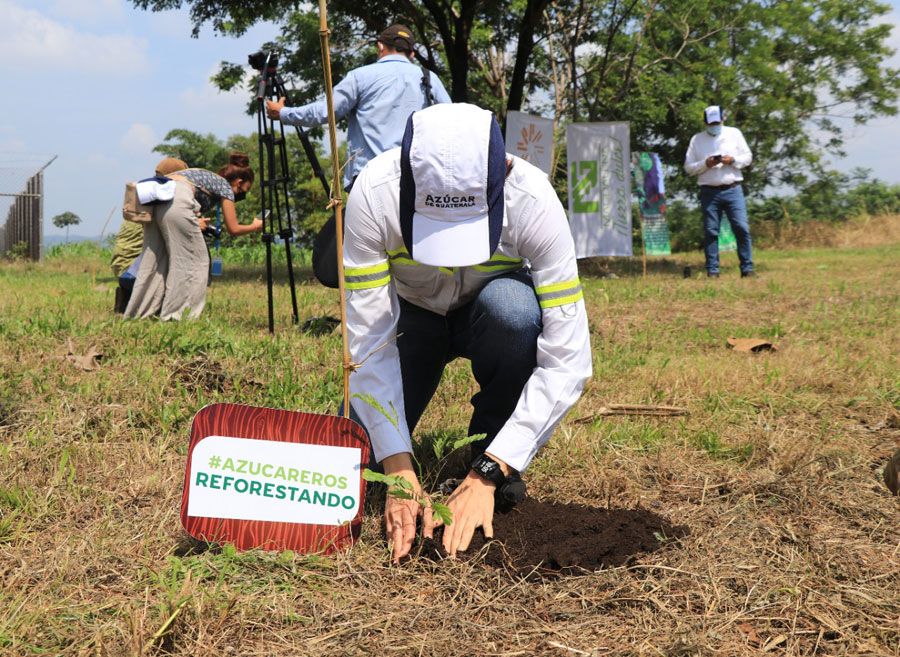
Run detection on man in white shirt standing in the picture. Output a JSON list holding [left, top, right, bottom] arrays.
[[684, 105, 755, 278], [343, 103, 592, 562]]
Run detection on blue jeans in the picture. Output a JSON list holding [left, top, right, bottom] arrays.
[[348, 272, 542, 461], [700, 185, 754, 274]]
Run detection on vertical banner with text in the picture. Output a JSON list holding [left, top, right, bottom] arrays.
[[505, 110, 554, 175], [566, 122, 633, 257], [632, 151, 671, 256]]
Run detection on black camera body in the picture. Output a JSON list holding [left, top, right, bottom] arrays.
[[202, 224, 222, 240], [248, 50, 278, 71]]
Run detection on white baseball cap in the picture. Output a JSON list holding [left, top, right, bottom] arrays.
[[399, 103, 505, 267], [704, 105, 723, 124]]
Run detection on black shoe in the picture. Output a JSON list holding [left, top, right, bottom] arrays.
[[707, 272, 720, 279], [741, 271, 756, 278]]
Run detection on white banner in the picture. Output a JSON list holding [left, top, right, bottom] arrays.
[[187, 435, 362, 526], [566, 122, 632, 257], [506, 110, 554, 175]]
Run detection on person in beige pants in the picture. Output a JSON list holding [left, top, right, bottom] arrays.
[[124, 153, 262, 320]]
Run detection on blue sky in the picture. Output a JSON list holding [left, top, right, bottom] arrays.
[[1, 0, 898, 239]]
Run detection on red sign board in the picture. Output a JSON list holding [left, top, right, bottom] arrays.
[[181, 403, 370, 553]]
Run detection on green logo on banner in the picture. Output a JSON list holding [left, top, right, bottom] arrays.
[[570, 161, 599, 213]]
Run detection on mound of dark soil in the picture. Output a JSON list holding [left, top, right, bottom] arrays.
[[424, 499, 687, 576]]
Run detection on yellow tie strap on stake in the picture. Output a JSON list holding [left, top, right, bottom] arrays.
[[317, 0, 352, 418]]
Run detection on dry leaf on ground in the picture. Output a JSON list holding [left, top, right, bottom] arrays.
[[726, 337, 778, 352], [65, 338, 103, 371]]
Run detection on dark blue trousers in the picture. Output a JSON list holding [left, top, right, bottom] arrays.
[[700, 184, 754, 274]]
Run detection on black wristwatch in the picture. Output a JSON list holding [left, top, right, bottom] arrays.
[[470, 453, 506, 487], [470, 454, 527, 509]]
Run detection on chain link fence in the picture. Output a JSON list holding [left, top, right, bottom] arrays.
[[0, 154, 56, 260]]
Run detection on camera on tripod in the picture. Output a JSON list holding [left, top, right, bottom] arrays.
[[248, 50, 278, 72], [249, 45, 333, 332]]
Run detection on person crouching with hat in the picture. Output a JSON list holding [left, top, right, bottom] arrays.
[[342, 103, 592, 561]]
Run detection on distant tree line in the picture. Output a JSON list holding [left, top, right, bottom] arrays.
[[664, 169, 900, 251], [132, 0, 899, 199]]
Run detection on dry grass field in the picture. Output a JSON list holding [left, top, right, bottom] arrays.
[[1, 223, 898, 656]]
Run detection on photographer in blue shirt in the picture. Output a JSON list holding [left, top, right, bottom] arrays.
[[267, 24, 451, 287], [266, 24, 451, 191]]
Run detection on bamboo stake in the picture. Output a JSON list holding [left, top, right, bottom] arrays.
[[317, 0, 351, 417], [574, 404, 689, 424]]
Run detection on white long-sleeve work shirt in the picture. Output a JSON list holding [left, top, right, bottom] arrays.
[[683, 126, 753, 186], [342, 151, 592, 473]]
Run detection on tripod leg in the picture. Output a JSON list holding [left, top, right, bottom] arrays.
[[272, 121, 300, 324], [264, 231, 275, 334], [258, 91, 276, 334], [282, 232, 300, 324]]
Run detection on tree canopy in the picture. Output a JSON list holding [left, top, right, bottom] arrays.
[[51, 211, 81, 242], [51, 211, 80, 228], [131, 0, 900, 196]]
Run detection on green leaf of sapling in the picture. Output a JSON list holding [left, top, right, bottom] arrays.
[[432, 502, 453, 526]]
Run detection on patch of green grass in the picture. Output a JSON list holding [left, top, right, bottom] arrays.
[[0, 239, 898, 655], [600, 421, 667, 452], [693, 428, 754, 461]]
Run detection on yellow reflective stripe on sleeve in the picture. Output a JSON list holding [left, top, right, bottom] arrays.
[[345, 263, 389, 277], [387, 248, 454, 275], [535, 277, 583, 308], [472, 253, 524, 273], [488, 254, 523, 263], [345, 262, 391, 290], [386, 248, 417, 267]]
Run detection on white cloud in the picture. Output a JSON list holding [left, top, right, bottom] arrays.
[[0, 137, 27, 152], [120, 123, 157, 153], [85, 152, 119, 169], [0, 0, 148, 74], [50, 0, 124, 24], [0, 126, 27, 153], [177, 68, 256, 134], [144, 7, 195, 37]]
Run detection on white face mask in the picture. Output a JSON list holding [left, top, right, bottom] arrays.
[[706, 124, 723, 137]]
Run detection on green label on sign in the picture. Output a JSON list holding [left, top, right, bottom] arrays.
[[570, 161, 599, 213], [641, 216, 671, 255]]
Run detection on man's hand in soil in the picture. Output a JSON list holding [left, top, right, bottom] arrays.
[[382, 453, 432, 564], [435, 454, 511, 556]]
